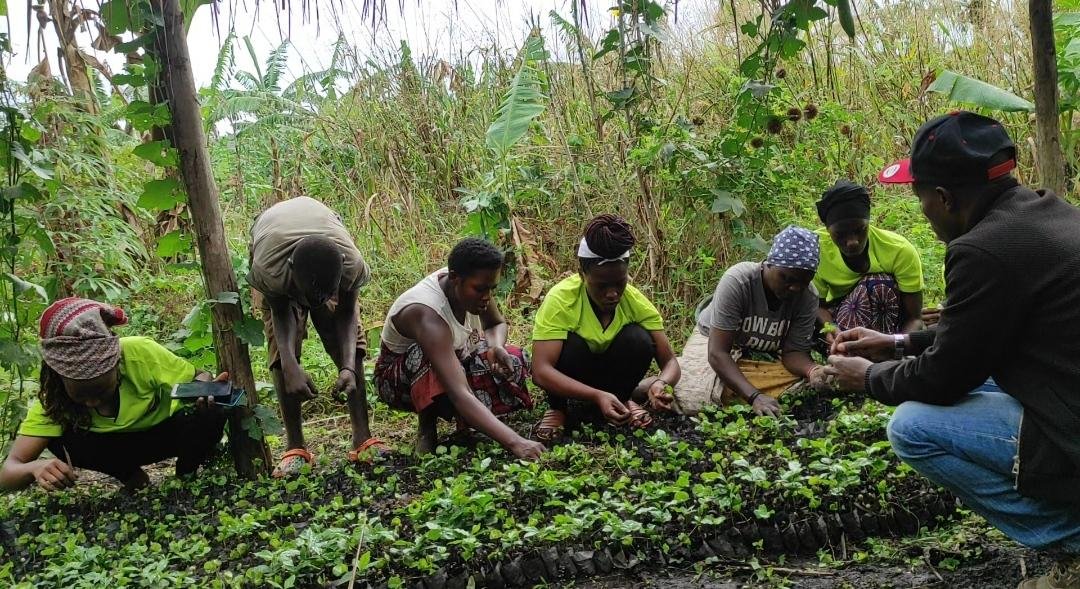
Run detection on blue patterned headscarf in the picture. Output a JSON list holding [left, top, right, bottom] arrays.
[[766, 225, 820, 272]]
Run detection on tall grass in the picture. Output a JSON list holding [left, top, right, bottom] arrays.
[[202, 0, 1039, 350]]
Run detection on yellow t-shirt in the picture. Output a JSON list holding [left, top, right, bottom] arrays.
[[532, 274, 664, 353], [813, 225, 924, 303], [18, 337, 196, 437]]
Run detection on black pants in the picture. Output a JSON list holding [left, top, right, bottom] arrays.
[[47, 410, 226, 482], [548, 323, 655, 420]]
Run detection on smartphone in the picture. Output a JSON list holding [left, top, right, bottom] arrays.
[[171, 381, 232, 400]]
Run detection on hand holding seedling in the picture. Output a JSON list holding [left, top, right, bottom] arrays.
[[807, 365, 830, 391], [484, 346, 515, 379], [509, 438, 546, 461], [921, 306, 942, 327], [751, 392, 782, 418], [824, 355, 872, 393], [596, 391, 631, 425], [330, 368, 357, 403], [33, 456, 77, 492], [647, 380, 674, 412], [821, 322, 839, 347], [830, 327, 896, 362]]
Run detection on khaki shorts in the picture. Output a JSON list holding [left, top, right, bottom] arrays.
[[672, 331, 803, 415], [252, 288, 368, 371]]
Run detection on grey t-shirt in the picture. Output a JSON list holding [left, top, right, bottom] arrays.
[[248, 196, 370, 299], [697, 261, 817, 354]]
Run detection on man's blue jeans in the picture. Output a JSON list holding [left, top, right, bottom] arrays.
[[887, 383, 1080, 552]]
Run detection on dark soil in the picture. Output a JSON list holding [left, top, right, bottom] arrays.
[[583, 543, 1046, 588]]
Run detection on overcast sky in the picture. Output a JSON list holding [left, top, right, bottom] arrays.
[[2, 0, 710, 89]]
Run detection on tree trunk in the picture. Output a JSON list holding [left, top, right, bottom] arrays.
[[153, 0, 270, 477], [47, 0, 98, 113], [1029, 0, 1067, 195]]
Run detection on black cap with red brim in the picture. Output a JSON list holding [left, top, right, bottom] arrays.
[[879, 110, 1017, 186]]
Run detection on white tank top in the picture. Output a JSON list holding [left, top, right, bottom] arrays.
[[381, 269, 483, 355]]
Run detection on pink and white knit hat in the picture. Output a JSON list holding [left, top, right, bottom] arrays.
[[39, 297, 128, 379]]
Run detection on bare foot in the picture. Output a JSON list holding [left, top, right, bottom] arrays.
[[416, 409, 438, 455]]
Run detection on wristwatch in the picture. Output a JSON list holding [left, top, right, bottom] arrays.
[[893, 334, 906, 360]]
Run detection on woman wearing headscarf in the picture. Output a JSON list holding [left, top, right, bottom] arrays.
[[530, 214, 681, 442], [0, 298, 227, 492], [673, 226, 830, 417], [814, 179, 925, 345]]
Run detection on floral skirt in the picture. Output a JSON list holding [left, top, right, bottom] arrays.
[[373, 343, 533, 418], [830, 273, 902, 334]]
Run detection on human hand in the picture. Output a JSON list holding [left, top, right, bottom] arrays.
[[824, 355, 874, 393], [647, 379, 674, 413], [750, 392, 782, 418], [33, 458, 77, 492], [596, 391, 631, 425], [485, 346, 515, 379], [195, 371, 230, 412], [807, 365, 830, 391], [921, 306, 942, 327], [509, 438, 546, 461], [331, 368, 357, 403], [282, 365, 318, 400], [830, 327, 895, 362]]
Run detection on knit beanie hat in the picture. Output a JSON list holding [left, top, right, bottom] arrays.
[[39, 297, 128, 379]]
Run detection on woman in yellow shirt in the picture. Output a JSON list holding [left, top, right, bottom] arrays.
[[0, 298, 227, 493], [530, 215, 681, 442], [814, 180, 925, 346]]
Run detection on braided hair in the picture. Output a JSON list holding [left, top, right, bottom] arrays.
[[580, 214, 635, 272], [39, 362, 91, 432]]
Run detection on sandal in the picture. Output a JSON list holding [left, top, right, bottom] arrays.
[[531, 409, 566, 443], [627, 401, 654, 429], [272, 448, 315, 478], [348, 438, 392, 464]]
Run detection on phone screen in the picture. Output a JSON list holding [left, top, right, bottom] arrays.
[[171, 381, 232, 399]]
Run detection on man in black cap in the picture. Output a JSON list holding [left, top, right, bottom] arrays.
[[825, 111, 1080, 589], [813, 179, 926, 346]]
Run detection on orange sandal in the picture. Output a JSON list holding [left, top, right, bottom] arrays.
[[627, 401, 654, 429], [532, 409, 566, 443], [272, 448, 314, 478], [348, 437, 391, 464]]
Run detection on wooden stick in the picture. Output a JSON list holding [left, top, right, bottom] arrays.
[[347, 519, 368, 589]]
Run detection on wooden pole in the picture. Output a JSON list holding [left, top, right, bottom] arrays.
[[1029, 0, 1067, 195], [153, 0, 271, 476]]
